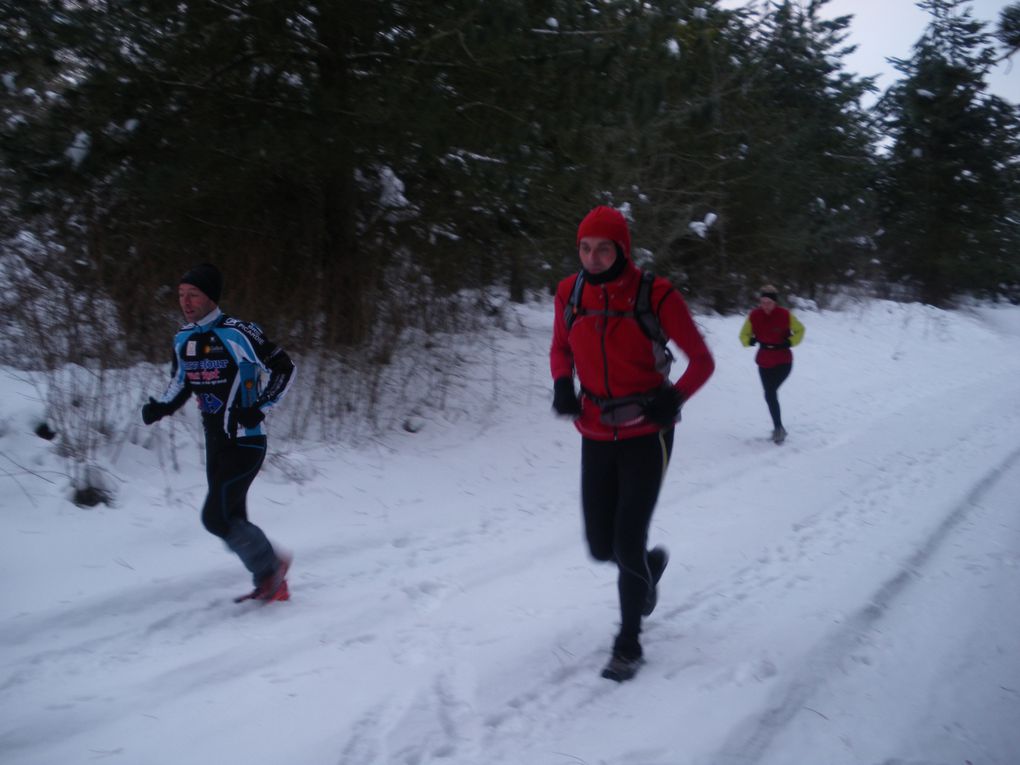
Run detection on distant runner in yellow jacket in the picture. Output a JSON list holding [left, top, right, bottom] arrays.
[[739, 285, 805, 444]]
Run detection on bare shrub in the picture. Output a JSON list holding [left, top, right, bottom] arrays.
[[266, 247, 514, 444], [1, 229, 138, 505]]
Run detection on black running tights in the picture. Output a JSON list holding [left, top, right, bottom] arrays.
[[580, 428, 674, 648], [758, 362, 792, 430]]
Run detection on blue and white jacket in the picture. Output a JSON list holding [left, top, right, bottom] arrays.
[[156, 308, 296, 438]]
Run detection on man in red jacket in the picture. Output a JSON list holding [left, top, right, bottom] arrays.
[[550, 205, 714, 681]]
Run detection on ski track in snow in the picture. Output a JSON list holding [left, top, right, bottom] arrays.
[[711, 443, 1020, 765], [470, 385, 1020, 765], [2, 300, 1020, 765]]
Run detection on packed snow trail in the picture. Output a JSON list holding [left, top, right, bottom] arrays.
[[716, 444, 1020, 765], [1, 299, 1019, 765]]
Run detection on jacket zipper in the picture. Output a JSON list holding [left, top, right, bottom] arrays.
[[597, 286, 621, 440]]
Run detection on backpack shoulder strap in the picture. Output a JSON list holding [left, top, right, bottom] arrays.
[[635, 271, 675, 376], [634, 271, 665, 343], [563, 271, 586, 331]]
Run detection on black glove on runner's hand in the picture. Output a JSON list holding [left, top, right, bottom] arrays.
[[552, 377, 582, 417], [644, 386, 683, 426], [748, 336, 757, 346], [141, 397, 171, 425], [235, 406, 266, 429]]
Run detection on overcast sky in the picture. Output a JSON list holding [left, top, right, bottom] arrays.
[[722, 0, 1019, 103]]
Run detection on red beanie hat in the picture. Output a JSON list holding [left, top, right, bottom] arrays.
[[577, 206, 631, 259]]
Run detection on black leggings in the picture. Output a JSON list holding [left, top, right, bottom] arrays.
[[580, 428, 674, 649], [201, 433, 277, 582], [758, 363, 792, 429]]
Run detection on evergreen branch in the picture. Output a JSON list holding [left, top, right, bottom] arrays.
[[149, 79, 349, 117]]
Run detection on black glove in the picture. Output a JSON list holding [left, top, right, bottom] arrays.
[[552, 377, 582, 417], [141, 397, 171, 425], [748, 336, 757, 346], [780, 339, 791, 349], [235, 406, 266, 428], [643, 386, 683, 427]]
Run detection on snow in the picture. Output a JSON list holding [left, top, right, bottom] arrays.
[[378, 166, 409, 209], [689, 212, 718, 239], [2, 296, 1020, 765], [64, 130, 90, 168]]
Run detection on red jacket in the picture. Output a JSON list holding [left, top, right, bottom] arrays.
[[550, 260, 714, 440]]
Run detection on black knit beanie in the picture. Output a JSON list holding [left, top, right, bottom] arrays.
[[179, 263, 223, 303]]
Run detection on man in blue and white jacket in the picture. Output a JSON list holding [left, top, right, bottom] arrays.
[[142, 263, 296, 602]]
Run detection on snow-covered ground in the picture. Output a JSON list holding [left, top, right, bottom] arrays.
[[2, 296, 1019, 765]]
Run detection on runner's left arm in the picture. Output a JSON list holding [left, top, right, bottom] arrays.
[[789, 312, 805, 347], [235, 321, 296, 411], [656, 288, 715, 401], [255, 345, 296, 410]]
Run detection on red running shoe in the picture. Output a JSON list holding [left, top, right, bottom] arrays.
[[235, 553, 291, 603]]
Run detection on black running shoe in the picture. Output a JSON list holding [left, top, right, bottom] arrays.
[[643, 546, 669, 616], [601, 652, 645, 682]]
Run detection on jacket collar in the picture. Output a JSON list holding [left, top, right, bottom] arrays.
[[185, 307, 223, 331]]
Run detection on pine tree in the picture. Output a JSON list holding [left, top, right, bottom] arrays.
[[876, 0, 1020, 305], [1, 1, 726, 344], [625, 0, 877, 310], [995, 2, 1020, 61]]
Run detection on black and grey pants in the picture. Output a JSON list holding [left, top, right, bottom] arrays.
[[201, 431, 277, 583]]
